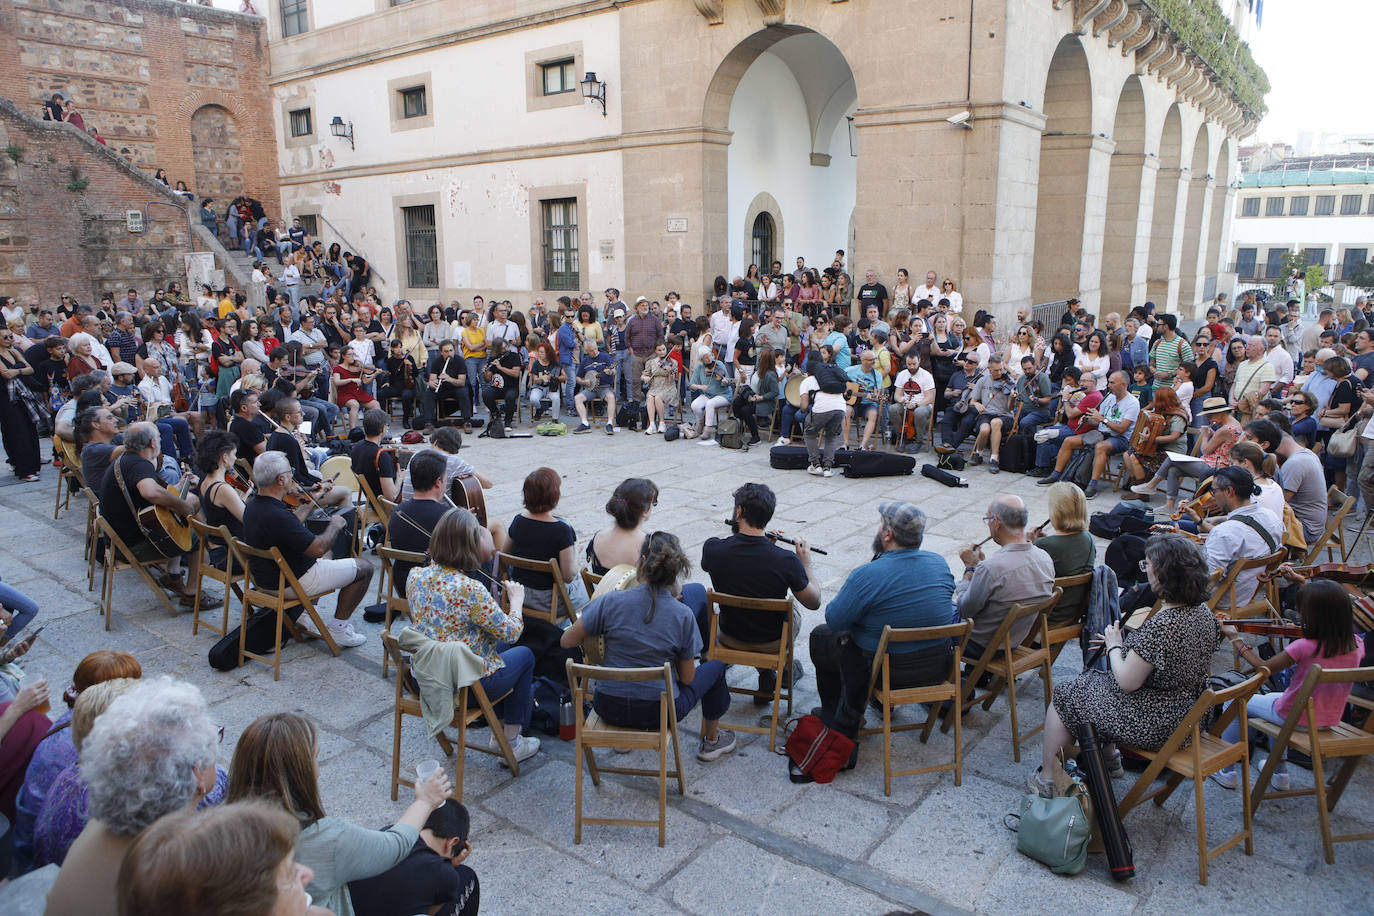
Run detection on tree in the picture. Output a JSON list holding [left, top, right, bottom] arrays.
[[1348, 258, 1374, 292], [1273, 251, 1327, 303]]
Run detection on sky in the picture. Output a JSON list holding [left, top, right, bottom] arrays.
[[1249, 0, 1374, 143]]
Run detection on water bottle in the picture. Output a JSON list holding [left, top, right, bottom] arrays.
[[559, 696, 575, 741]]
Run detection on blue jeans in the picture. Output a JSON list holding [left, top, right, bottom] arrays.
[[156, 416, 193, 461], [560, 362, 577, 413], [482, 646, 535, 727], [779, 403, 808, 440], [464, 357, 485, 409], [592, 659, 731, 727], [1035, 423, 1074, 468], [682, 583, 709, 649], [0, 581, 38, 645], [612, 350, 633, 401], [1017, 408, 1051, 435], [1220, 691, 1293, 767]]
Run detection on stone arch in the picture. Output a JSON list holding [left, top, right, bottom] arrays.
[[1030, 35, 1095, 306], [1099, 75, 1150, 311], [190, 104, 244, 203], [743, 191, 784, 271], [1177, 123, 1214, 310], [1145, 104, 1185, 307], [1206, 136, 1233, 280]]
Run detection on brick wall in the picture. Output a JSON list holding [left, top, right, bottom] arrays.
[[0, 0, 279, 213], [0, 98, 200, 305]]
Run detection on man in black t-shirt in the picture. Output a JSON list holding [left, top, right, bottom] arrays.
[[694, 483, 821, 700], [857, 268, 889, 318], [242, 450, 374, 648], [349, 800, 479, 916], [229, 390, 265, 463], [97, 422, 217, 608], [265, 397, 352, 510], [480, 339, 522, 429], [386, 450, 451, 600], [350, 408, 399, 501]]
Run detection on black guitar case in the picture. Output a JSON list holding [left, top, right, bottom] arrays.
[[208, 604, 304, 671], [1076, 722, 1135, 881]]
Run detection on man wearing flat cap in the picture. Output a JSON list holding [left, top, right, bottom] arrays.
[[808, 501, 956, 754]]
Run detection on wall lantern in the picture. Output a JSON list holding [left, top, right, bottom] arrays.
[[329, 116, 354, 150], [580, 71, 607, 116]]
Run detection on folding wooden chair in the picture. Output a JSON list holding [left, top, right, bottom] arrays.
[[380, 633, 518, 802], [1303, 485, 1353, 564], [81, 485, 101, 592], [95, 516, 179, 628], [858, 620, 972, 796], [704, 589, 794, 751], [495, 553, 578, 626], [52, 436, 82, 519], [376, 544, 427, 680], [941, 589, 1061, 762], [187, 518, 244, 638], [1208, 548, 1286, 623], [230, 538, 340, 680], [1250, 664, 1374, 865], [355, 476, 390, 557], [1040, 571, 1094, 665], [566, 659, 685, 848], [1116, 672, 1266, 885]]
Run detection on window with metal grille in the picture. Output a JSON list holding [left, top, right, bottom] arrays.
[[281, 0, 308, 36], [541, 60, 576, 96], [288, 108, 312, 138], [1240, 197, 1260, 217], [1265, 248, 1289, 278], [1289, 196, 1308, 216], [1343, 248, 1368, 278], [1303, 248, 1326, 268], [402, 205, 438, 288], [751, 212, 775, 270], [1235, 248, 1257, 277], [541, 198, 579, 290], [1315, 195, 1336, 215], [1342, 194, 1363, 215], [296, 214, 318, 239], [400, 86, 427, 119], [1265, 197, 1284, 217]]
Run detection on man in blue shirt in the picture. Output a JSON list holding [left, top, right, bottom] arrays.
[[843, 348, 884, 450], [573, 339, 618, 434], [809, 501, 956, 751]]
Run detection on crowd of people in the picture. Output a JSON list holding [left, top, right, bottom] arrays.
[[1, 253, 1373, 910]]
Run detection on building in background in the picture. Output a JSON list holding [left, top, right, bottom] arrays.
[[262, 0, 1264, 323]]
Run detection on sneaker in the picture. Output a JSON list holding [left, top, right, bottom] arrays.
[[1255, 757, 1291, 791], [968, 451, 984, 465], [697, 728, 737, 762], [297, 613, 323, 638], [1209, 766, 1239, 790], [748, 435, 761, 446], [1033, 429, 1057, 444], [491, 733, 542, 766], [902, 442, 923, 455], [573, 423, 591, 434], [1106, 750, 1125, 779], [1130, 479, 1159, 495], [988, 456, 1000, 474], [645, 425, 656, 436], [807, 464, 823, 476], [822, 467, 833, 478], [606, 424, 616, 435], [1025, 466, 1051, 478], [1035, 471, 1062, 486], [327, 619, 367, 649], [698, 437, 718, 446], [1083, 481, 1099, 499], [1027, 766, 1054, 798]]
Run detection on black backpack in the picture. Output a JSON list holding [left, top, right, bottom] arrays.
[[997, 434, 1036, 474], [616, 400, 641, 430], [814, 364, 848, 395]]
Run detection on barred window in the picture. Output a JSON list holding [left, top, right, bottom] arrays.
[[402, 205, 438, 288], [541, 198, 579, 290]]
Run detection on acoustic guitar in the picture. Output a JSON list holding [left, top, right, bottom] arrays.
[[843, 380, 889, 406], [449, 474, 488, 527], [140, 474, 195, 558]]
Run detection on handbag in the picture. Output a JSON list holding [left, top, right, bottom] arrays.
[[1281, 503, 1307, 554], [1327, 423, 1358, 457], [1008, 794, 1091, 875], [782, 714, 854, 784]]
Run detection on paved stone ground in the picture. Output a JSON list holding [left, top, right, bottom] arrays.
[[3, 429, 1371, 915]]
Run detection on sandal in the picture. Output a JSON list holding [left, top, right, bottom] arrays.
[[182, 592, 221, 609]]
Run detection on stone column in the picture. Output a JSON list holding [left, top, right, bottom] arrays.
[[1146, 166, 1189, 309], [1099, 153, 1157, 312], [1177, 173, 1215, 316]]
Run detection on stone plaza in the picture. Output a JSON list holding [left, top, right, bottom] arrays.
[[3, 430, 1369, 915]]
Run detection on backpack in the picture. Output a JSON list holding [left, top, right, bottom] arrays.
[[783, 714, 855, 784], [997, 434, 1035, 474], [616, 400, 641, 431], [1088, 501, 1154, 539], [1061, 449, 1093, 490], [716, 416, 744, 449], [814, 364, 848, 395], [663, 423, 680, 442]]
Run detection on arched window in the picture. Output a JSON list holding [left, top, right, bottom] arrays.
[[751, 212, 775, 271]]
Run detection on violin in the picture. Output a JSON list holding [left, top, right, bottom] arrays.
[[1257, 562, 1374, 586], [224, 467, 253, 495], [1228, 620, 1305, 639], [1149, 523, 1206, 542], [1172, 487, 1218, 522]]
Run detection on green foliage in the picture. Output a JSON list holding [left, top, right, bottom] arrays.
[[1347, 260, 1374, 291], [1272, 252, 1327, 300], [4, 144, 21, 164], [66, 166, 88, 193], [1150, 0, 1270, 118]]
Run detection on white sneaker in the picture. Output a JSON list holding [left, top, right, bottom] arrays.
[[822, 467, 833, 478], [698, 437, 718, 446], [1255, 757, 1291, 791], [1130, 480, 1159, 495], [491, 733, 541, 766], [297, 613, 323, 638], [1209, 767, 1239, 790], [327, 619, 367, 648], [807, 464, 823, 476]]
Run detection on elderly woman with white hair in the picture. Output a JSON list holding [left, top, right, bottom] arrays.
[[45, 676, 225, 916], [65, 332, 102, 381]]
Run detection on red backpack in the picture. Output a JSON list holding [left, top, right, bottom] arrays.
[[783, 714, 855, 784]]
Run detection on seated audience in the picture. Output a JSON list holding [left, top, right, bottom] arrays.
[[348, 800, 480, 916], [350, 408, 400, 502], [956, 495, 1055, 660], [585, 478, 658, 576], [1029, 482, 1096, 628], [1131, 397, 1242, 514], [504, 467, 585, 617]]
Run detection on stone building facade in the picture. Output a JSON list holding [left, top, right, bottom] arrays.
[[0, 0, 279, 211], [261, 0, 1263, 324]]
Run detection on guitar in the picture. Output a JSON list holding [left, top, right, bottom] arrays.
[[843, 380, 889, 406], [449, 474, 488, 527], [140, 473, 195, 558]]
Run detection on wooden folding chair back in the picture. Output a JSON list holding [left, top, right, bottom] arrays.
[[1208, 547, 1285, 621], [230, 537, 340, 680], [81, 484, 101, 592], [704, 589, 795, 751], [858, 620, 973, 796], [1301, 486, 1353, 565], [1249, 664, 1374, 864], [376, 544, 427, 680], [319, 455, 358, 492], [495, 552, 578, 625], [379, 632, 518, 803], [942, 588, 1062, 763], [566, 659, 685, 847], [1116, 672, 1266, 885], [94, 515, 178, 628], [187, 517, 243, 637], [1042, 572, 1094, 664], [53, 435, 82, 519]]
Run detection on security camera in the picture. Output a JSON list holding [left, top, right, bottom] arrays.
[[946, 110, 972, 126]]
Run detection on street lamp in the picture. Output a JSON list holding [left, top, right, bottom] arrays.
[[580, 71, 607, 117], [329, 116, 354, 151]]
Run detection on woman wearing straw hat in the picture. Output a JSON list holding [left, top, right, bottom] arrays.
[[1130, 396, 1243, 515]]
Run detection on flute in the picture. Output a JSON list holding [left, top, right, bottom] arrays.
[[975, 518, 1050, 549], [766, 530, 828, 555]]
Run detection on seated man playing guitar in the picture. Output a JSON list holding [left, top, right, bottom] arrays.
[[843, 348, 885, 450], [97, 421, 220, 609]]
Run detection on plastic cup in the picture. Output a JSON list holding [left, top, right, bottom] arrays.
[[20, 672, 50, 715], [415, 759, 441, 783]]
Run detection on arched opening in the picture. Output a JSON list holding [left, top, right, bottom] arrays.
[[1030, 36, 1094, 307], [751, 211, 776, 270], [1099, 76, 1148, 312], [706, 28, 857, 285], [190, 104, 244, 202], [1206, 138, 1232, 287], [1146, 105, 1185, 307], [1177, 125, 1214, 310]]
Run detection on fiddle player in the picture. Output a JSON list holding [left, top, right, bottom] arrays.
[[265, 397, 351, 509], [377, 338, 419, 430], [887, 352, 934, 454], [685, 348, 732, 445], [1202, 466, 1282, 610]]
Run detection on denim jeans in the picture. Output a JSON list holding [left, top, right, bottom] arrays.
[[592, 659, 731, 727], [156, 416, 193, 461], [464, 357, 485, 408], [0, 581, 38, 646], [482, 645, 535, 727], [612, 350, 633, 401], [560, 362, 577, 413], [1035, 423, 1075, 468], [779, 403, 808, 440]]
